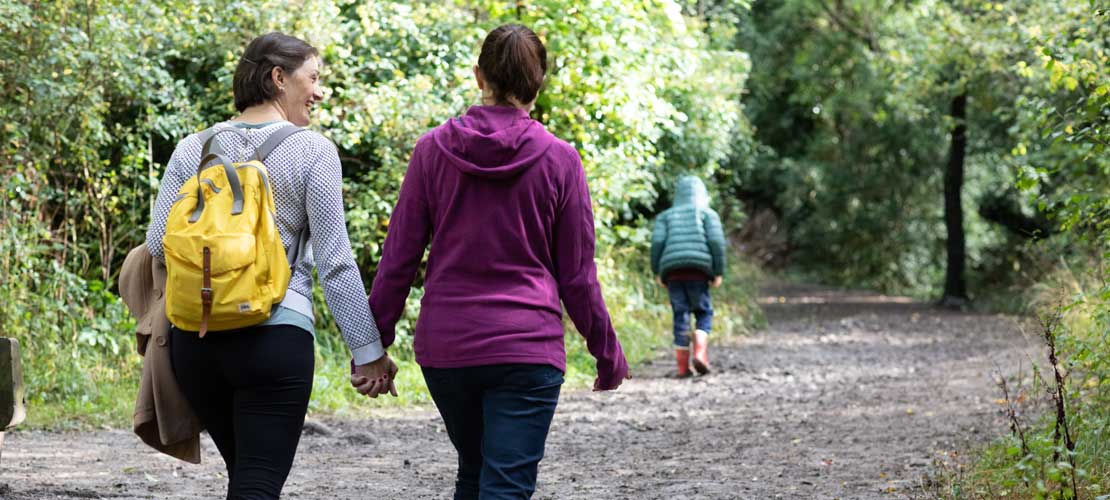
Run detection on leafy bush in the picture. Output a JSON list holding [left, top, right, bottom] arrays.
[[1, 170, 139, 427]]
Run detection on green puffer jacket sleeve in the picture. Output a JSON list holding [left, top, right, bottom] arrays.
[[703, 209, 726, 277], [650, 212, 669, 276]]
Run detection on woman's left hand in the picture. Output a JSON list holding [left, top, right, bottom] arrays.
[[593, 371, 631, 392], [593, 356, 631, 392]]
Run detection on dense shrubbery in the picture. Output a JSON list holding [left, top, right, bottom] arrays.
[[736, 0, 1040, 297], [0, 0, 760, 426]]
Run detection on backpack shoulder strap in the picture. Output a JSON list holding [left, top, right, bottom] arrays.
[[277, 226, 314, 320], [253, 124, 305, 162], [286, 226, 308, 270]]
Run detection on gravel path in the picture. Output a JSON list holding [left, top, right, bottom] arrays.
[[0, 283, 1038, 499]]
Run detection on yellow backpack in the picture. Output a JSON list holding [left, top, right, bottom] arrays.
[[162, 124, 304, 336]]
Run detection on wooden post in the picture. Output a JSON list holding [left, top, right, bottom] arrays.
[[0, 338, 26, 462]]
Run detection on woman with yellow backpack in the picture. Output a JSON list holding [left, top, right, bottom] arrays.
[[145, 32, 395, 499]]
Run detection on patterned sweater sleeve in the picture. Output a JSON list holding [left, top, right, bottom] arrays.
[[146, 135, 199, 262], [304, 135, 386, 365]]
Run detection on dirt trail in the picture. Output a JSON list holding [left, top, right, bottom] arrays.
[[1, 283, 1038, 499]]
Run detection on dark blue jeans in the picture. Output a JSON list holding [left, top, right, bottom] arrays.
[[422, 363, 564, 500], [667, 280, 714, 347]]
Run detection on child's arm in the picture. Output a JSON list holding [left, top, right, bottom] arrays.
[[704, 209, 726, 278], [650, 214, 668, 277]]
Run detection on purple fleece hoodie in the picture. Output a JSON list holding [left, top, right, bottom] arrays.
[[368, 105, 628, 389]]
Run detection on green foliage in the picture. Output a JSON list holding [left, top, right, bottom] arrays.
[[1, 171, 140, 427], [739, 0, 943, 292], [1010, 1, 1109, 249], [735, 0, 1045, 296]]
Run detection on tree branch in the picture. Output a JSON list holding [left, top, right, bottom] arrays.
[[816, 0, 880, 52], [978, 192, 1056, 240]]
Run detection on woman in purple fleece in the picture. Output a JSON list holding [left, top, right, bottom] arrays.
[[362, 24, 629, 499]]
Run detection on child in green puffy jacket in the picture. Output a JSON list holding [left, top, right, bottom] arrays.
[[651, 176, 726, 377]]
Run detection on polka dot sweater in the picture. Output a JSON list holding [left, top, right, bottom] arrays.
[[146, 121, 384, 364]]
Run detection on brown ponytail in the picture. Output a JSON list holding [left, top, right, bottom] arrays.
[[477, 24, 547, 105]]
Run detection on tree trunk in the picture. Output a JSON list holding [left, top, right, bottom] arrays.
[[941, 93, 969, 307]]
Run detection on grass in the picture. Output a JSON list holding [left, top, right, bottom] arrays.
[[926, 412, 1110, 499], [24, 382, 138, 430]]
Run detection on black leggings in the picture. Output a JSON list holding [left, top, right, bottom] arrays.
[[171, 324, 314, 500]]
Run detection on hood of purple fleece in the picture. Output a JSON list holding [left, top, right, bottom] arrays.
[[431, 105, 555, 179]]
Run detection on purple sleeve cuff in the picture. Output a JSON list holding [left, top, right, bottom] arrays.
[[593, 347, 629, 390]]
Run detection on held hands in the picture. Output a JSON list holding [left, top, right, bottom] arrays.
[[350, 353, 399, 398]]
